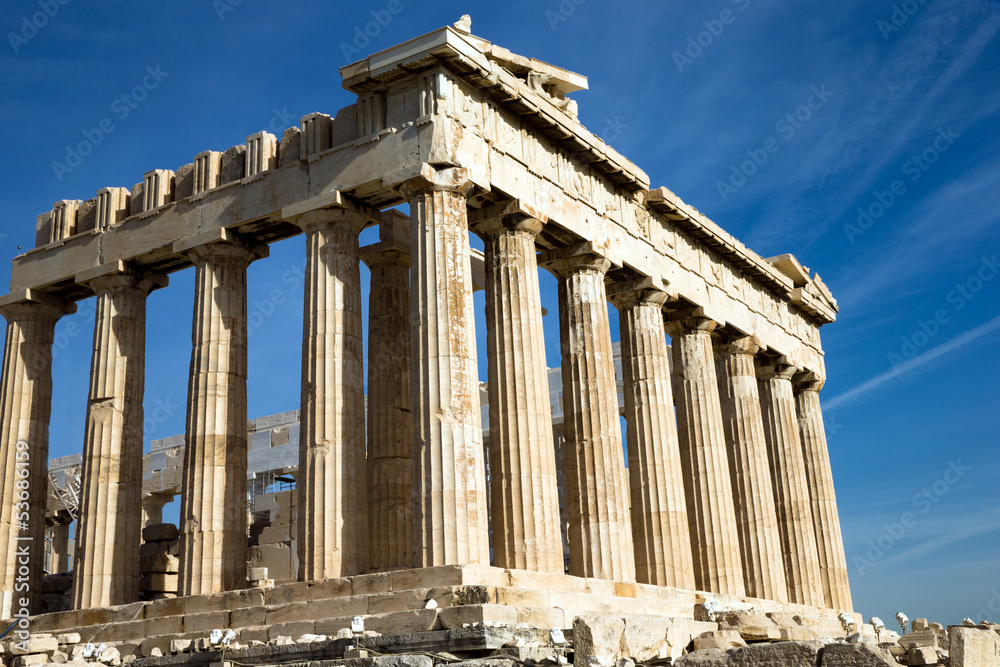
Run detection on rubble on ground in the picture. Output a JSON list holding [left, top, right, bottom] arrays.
[[4, 604, 998, 667]]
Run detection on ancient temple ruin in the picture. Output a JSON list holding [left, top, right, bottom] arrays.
[[1, 20, 864, 662]]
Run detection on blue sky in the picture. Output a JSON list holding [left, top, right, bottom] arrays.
[[1, 0, 997, 627]]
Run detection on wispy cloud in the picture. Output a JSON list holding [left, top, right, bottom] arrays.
[[747, 3, 1000, 251], [823, 314, 1000, 411], [872, 507, 1000, 571], [833, 158, 1000, 309]]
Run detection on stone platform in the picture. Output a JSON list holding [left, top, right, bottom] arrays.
[[14, 565, 858, 660], [135, 627, 558, 667]]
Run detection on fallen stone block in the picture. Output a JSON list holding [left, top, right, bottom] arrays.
[[98, 646, 120, 665], [950, 626, 1000, 667], [692, 630, 746, 651], [820, 642, 899, 666], [493, 647, 562, 664], [673, 649, 730, 666], [56, 634, 81, 646], [908, 646, 938, 665], [912, 618, 929, 632], [8, 637, 59, 655], [929, 623, 949, 650], [573, 616, 714, 665], [168, 639, 191, 654], [728, 640, 823, 665], [367, 657, 433, 667], [573, 616, 626, 667], [141, 523, 178, 543], [51, 650, 68, 664], [899, 629, 938, 649], [12, 654, 49, 667], [620, 617, 671, 662], [716, 611, 782, 642]]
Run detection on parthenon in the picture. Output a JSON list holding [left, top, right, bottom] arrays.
[[1, 19, 859, 663]]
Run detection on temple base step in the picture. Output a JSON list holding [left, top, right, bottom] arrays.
[[6, 565, 859, 666]]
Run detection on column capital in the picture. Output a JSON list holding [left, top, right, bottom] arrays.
[[281, 190, 380, 231], [293, 207, 371, 235], [663, 308, 719, 338], [76, 261, 168, 296], [538, 242, 613, 278], [360, 210, 411, 268], [386, 163, 473, 199], [360, 243, 410, 268], [468, 199, 547, 238], [0, 289, 76, 322], [173, 228, 269, 264], [715, 335, 763, 358], [794, 370, 825, 392], [757, 358, 799, 381], [606, 276, 674, 311]]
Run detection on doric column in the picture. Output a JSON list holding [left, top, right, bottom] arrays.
[[0, 293, 72, 617], [48, 516, 71, 574], [361, 211, 413, 572], [291, 200, 373, 580], [714, 336, 788, 602], [470, 201, 563, 574], [758, 361, 824, 607], [607, 280, 694, 588], [176, 232, 265, 595], [795, 372, 852, 610], [72, 266, 165, 609], [396, 165, 489, 567], [663, 314, 744, 596], [540, 245, 635, 582]]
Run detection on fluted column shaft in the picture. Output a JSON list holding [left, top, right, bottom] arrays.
[[796, 375, 852, 610], [474, 210, 562, 573], [715, 338, 787, 602], [0, 300, 65, 618], [72, 271, 161, 609], [401, 166, 489, 567], [541, 251, 635, 582], [179, 242, 256, 595], [295, 209, 368, 580], [361, 213, 413, 572], [610, 286, 694, 588], [758, 364, 824, 607], [664, 316, 744, 596]]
